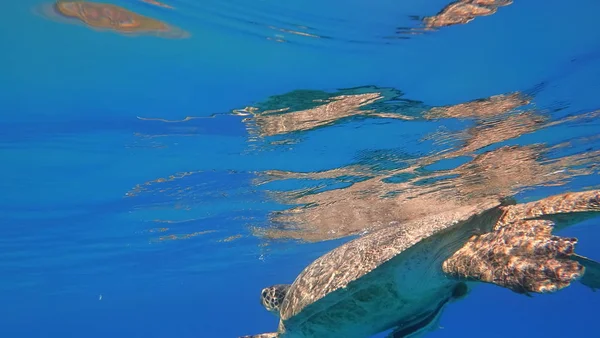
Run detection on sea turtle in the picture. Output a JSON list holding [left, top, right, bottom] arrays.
[[242, 189, 600, 338]]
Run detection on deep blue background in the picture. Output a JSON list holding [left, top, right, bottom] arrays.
[[1, 0, 599, 337]]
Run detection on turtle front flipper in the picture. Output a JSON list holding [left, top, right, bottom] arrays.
[[498, 190, 600, 231], [442, 219, 584, 294]]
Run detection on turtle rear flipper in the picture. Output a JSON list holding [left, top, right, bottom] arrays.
[[572, 254, 600, 291], [386, 299, 446, 338], [442, 219, 584, 294]]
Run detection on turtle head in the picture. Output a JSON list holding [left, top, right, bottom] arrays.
[[260, 284, 291, 315]]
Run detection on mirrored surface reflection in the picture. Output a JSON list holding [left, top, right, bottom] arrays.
[[240, 87, 599, 242], [36, 1, 189, 38], [34, 0, 518, 48], [423, 0, 513, 29], [238, 87, 534, 142], [126, 80, 599, 245], [395, 0, 513, 36]]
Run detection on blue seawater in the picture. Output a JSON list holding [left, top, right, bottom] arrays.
[[1, 0, 599, 337]]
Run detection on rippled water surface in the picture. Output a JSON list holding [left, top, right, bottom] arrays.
[[2, 0, 600, 337]]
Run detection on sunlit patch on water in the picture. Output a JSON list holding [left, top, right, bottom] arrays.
[[140, 0, 175, 10], [236, 86, 540, 142], [64, 0, 514, 48], [123, 167, 277, 251], [151, 229, 217, 243], [126, 77, 600, 246], [231, 87, 599, 243], [396, 0, 513, 36], [34, 0, 189, 38], [125, 171, 201, 197]]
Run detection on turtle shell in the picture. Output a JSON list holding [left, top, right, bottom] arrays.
[[279, 199, 502, 322]]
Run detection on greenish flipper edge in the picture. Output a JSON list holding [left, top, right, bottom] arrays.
[[387, 302, 444, 338], [572, 253, 600, 292], [387, 283, 469, 338]]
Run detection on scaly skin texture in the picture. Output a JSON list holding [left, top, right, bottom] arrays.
[[278, 201, 502, 322], [442, 190, 600, 293], [261, 284, 291, 314], [243, 190, 600, 338], [496, 190, 600, 229], [442, 219, 581, 293]]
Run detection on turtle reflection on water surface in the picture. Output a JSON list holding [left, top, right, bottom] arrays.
[[36, 1, 188, 38], [243, 190, 600, 338]]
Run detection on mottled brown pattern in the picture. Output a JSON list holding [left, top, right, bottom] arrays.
[[442, 219, 582, 293], [257, 143, 600, 242], [279, 200, 502, 321], [443, 190, 600, 293], [424, 92, 528, 119], [423, 0, 513, 29], [261, 284, 291, 314], [243, 190, 600, 338], [55, 1, 168, 32], [253, 105, 600, 243], [38, 1, 189, 38], [444, 112, 546, 156], [250, 93, 382, 136], [241, 89, 530, 142], [497, 190, 600, 228]]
